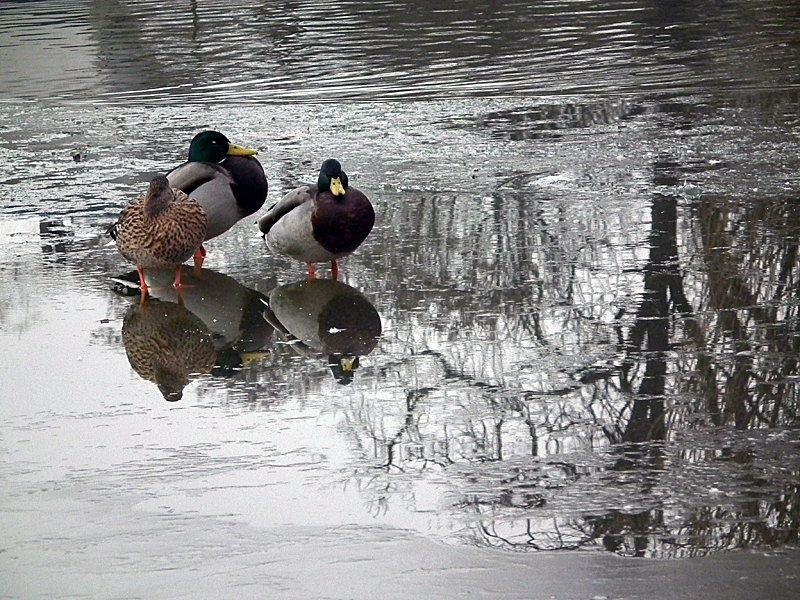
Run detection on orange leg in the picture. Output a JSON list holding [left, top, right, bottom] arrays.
[[136, 266, 148, 293], [306, 263, 316, 279], [193, 246, 206, 279], [330, 260, 339, 280], [173, 266, 184, 289], [136, 266, 149, 306], [173, 266, 188, 305]]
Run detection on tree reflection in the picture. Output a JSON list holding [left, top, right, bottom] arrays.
[[334, 140, 800, 556], [56, 90, 797, 556], [690, 193, 800, 429]]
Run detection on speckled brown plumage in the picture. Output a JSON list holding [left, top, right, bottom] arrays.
[[122, 300, 217, 402], [113, 176, 207, 291]]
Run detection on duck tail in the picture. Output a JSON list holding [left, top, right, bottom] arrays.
[[107, 221, 121, 241]]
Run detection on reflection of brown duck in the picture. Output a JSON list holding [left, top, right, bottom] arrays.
[[122, 300, 217, 401], [113, 266, 273, 372], [264, 278, 381, 383]]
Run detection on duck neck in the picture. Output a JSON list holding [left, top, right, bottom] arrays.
[[143, 179, 175, 219]]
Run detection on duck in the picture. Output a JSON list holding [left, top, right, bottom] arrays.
[[166, 130, 268, 273], [257, 159, 374, 279], [110, 175, 207, 296]]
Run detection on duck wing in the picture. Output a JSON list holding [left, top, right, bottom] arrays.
[[166, 161, 225, 195], [168, 158, 267, 240], [219, 156, 268, 218], [257, 185, 316, 234], [167, 161, 238, 240]]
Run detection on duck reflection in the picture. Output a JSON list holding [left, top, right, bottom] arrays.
[[115, 266, 272, 399], [263, 279, 382, 384], [122, 299, 216, 401]]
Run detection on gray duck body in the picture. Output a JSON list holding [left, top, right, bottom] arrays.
[[257, 159, 374, 269], [166, 131, 267, 241]]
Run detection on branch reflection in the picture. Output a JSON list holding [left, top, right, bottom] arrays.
[[332, 149, 800, 557]]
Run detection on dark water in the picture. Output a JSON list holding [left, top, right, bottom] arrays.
[[2, 1, 800, 598], [3, 0, 799, 101]]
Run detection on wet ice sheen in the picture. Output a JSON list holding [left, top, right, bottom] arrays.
[[2, 1, 800, 598], [2, 94, 798, 567]]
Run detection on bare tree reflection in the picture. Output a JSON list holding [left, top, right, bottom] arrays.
[[334, 119, 800, 555], [689, 192, 800, 429]]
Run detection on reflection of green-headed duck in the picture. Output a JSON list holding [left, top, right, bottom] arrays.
[[258, 159, 374, 279], [264, 278, 382, 384], [122, 300, 217, 402], [111, 176, 207, 295], [116, 266, 273, 372], [167, 131, 268, 272]]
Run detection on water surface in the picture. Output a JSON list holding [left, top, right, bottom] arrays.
[[1, 0, 800, 598]]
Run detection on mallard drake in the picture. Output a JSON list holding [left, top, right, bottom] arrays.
[[111, 176, 207, 295], [167, 130, 268, 272], [257, 159, 374, 279]]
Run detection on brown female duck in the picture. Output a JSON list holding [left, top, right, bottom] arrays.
[[111, 176, 207, 295]]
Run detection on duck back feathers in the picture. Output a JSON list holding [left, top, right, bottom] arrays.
[[114, 176, 207, 271]]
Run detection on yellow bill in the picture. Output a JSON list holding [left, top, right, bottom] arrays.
[[227, 143, 258, 156], [339, 356, 357, 372], [240, 352, 269, 365], [329, 177, 346, 196]]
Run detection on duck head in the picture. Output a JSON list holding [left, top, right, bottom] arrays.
[[142, 175, 176, 219], [318, 158, 348, 197], [329, 354, 359, 385], [188, 130, 258, 163]]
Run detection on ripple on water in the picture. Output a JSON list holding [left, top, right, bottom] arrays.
[[1, 0, 799, 103]]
